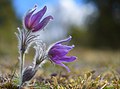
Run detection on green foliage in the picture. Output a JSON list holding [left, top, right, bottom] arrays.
[[85, 0, 120, 49], [69, 0, 120, 49], [68, 26, 90, 47], [0, 0, 18, 61], [0, 0, 17, 28]]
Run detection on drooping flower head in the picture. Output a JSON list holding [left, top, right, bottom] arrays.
[[47, 36, 77, 72], [23, 5, 53, 32]]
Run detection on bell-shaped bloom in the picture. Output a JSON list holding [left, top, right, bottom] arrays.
[[48, 36, 77, 72], [23, 5, 53, 32]]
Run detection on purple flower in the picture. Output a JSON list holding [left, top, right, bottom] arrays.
[[23, 5, 53, 32], [48, 36, 77, 72]]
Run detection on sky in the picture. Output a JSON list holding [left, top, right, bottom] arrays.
[[12, 0, 83, 18], [12, 0, 97, 43]]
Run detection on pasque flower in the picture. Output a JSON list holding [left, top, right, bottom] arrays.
[[24, 5, 53, 32], [16, 5, 53, 88], [48, 36, 77, 72], [15, 4, 77, 88]]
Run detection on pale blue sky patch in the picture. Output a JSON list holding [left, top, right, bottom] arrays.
[[12, 0, 57, 18], [12, 0, 83, 19]]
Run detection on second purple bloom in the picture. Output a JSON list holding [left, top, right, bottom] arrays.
[[48, 36, 77, 72]]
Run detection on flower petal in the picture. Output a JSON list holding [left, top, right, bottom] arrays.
[[49, 45, 74, 57], [59, 56, 77, 63], [52, 44, 74, 50], [55, 36, 72, 45], [30, 6, 47, 27], [33, 15, 53, 32], [53, 61, 70, 72], [24, 6, 36, 29], [49, 49, 68, 57]]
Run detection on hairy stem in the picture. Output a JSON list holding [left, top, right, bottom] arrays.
[[19, 51, 25, 88]]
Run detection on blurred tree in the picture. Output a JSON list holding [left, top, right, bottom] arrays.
[[69, 26, 90, 47], [0, 0, 18, 57], [85, 0, 120, 49], [0, 0, 17, 28]]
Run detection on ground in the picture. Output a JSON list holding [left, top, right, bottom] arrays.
[[0, 48, 120, 89]]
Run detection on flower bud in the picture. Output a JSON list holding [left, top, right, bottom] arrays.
[[22, 66, 37, 85]]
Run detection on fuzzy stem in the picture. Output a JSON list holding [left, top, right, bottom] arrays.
[[19, 51, 25, 88]]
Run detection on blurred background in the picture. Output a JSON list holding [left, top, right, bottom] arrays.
[[0, 0, 120, 74]]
